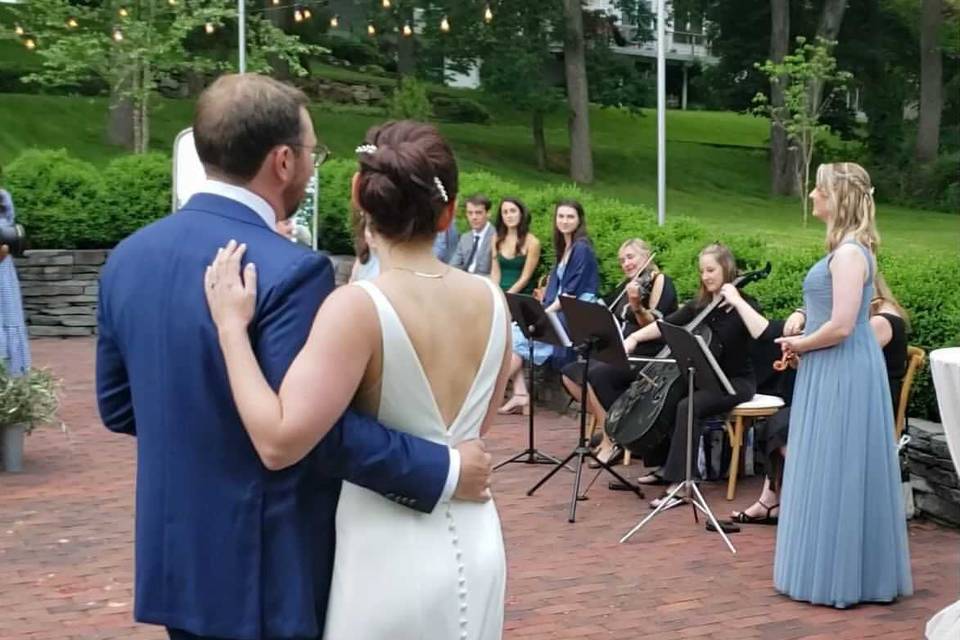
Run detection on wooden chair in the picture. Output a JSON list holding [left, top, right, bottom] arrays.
[[896, 346, 926, 440], [723, 394, 785, 501]]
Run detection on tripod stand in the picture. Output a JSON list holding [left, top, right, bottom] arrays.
[[527, 298, 644, 523], [619, 322, 738, 554], [494, 335, 563, 469]]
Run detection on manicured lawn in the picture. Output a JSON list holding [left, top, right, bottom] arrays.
[[0, 92, 956, 257]]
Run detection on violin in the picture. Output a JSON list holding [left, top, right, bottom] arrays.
[[773, 351, 800, 371]]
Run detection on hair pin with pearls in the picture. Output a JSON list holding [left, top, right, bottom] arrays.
[[434, 176, 449, 202], [355, 144, 377, 155]]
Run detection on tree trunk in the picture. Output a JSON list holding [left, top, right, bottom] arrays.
[[108, 90, 135, 151], [532, 110, 547, 172], [915, 0, 943, 163], [769, 0, 792, 195], [806, 0, 847, 116], [562, 0, 593, 184], [132, 65, 143, 154], [140, 64, 151, 153]]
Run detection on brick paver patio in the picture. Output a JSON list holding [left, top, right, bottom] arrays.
[[1, 338, 957, 639]]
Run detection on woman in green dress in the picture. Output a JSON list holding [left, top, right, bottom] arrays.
[[489, 197, 541, 294]]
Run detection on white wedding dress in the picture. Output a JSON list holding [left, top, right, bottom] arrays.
[[322, 279, 507, 640]]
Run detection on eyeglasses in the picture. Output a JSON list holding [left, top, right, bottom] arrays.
[[288, 143, 331, 168]]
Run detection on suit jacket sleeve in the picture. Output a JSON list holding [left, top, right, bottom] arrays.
[[256, 253, 451, 514], [96, 270, 137, 436], [449, 234, 467, 269]]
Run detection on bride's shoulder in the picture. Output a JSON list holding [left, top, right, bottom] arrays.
[[314, 283, 379, 327]]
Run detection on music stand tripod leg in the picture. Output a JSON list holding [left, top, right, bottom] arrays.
[[494, 329, 565, 470], [619, 367, 737, 554]]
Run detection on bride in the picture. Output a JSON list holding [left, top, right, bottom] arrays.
[[204, 121, 510, 640]]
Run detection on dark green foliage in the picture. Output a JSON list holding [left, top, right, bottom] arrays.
[[100, 153, 173, 241], [430, 94, 491, 124]]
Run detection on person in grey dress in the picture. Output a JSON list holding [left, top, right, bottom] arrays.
[[772, 162, 912, 608], [0, 183, 30, 376]]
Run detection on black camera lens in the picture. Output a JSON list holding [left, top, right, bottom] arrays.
[[0, 224, 27, 258]]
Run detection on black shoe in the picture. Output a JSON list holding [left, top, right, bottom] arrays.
[[706, 519, 741, 534]]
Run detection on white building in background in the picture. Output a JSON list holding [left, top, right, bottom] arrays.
[[445, 0, 717, 109]]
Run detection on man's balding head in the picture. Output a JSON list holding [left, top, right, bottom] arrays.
[[194, 74, 309, 182]]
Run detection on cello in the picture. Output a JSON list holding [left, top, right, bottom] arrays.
[[604, 262, 771, 459]]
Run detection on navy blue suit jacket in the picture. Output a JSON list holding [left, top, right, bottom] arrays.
[[96, 193, 450, 639]]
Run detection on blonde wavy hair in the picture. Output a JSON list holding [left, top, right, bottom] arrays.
[[870, 272, 911, 332], [815, 162, 880, 254]]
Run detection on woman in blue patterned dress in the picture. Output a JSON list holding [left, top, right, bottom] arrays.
[[772, 162, 912, 608], [0, 182, 30, 376]]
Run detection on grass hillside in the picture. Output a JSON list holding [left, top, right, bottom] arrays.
[[0, 92, 956, 257]]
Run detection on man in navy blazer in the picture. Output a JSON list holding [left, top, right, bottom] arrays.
[[96, 74, 492, 640]]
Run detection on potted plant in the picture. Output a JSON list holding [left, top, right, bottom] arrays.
[[0, 366, 60, 473]]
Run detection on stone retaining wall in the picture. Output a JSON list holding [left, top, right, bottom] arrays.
[[15, 250, 107, 337], [908, 418, 960, 527]]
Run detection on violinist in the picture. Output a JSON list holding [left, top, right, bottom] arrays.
[[560, 238, 678, 465], [625, 243, 757, 505]]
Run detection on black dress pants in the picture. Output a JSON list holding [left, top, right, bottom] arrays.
[[659, 376, 755, 482]]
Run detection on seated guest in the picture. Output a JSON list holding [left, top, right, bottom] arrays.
[[622, 244, 757, 503], [560, 238, 679, 464], [721, 272, 908, 524], [489, 197, 541, 294], [449, 194, 495, 275], [498, 200, 599, 415]]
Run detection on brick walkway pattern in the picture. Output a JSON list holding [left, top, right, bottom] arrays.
[[1, 338, 957, 639]]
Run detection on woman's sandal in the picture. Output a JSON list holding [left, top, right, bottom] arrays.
[[731, 501, 779, 525], [636, 472, 670, 486], [588, 447, 623, 468]]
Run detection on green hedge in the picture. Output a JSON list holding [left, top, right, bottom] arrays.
[[4, 149, 171, 249], [2, 151, 956, 420], [316, 158, 959, 421]]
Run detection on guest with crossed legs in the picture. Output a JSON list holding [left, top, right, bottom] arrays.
[[721, 273, 910, 524], [559, 238, 678, 466]]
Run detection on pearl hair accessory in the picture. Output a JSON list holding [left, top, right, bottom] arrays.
[[434, 176, 449, 202], [355, 144, 377, 155]]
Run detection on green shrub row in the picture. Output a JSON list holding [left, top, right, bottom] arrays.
[[4, 149, 170, 249], [3, 150, 956, 420]]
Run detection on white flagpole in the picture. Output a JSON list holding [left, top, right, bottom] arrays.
[[238, 0, 246, 73], [656, 0, 666, 226]]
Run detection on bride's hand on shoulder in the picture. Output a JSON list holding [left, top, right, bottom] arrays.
[[205, 239, 257, 335]]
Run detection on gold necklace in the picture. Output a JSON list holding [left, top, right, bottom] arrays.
[[390, 266, 450, 279]]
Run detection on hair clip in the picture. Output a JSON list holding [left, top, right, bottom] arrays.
[[355, 144, 377, 155], [434, 176, 449, 202], [869, 186, 875, 196]]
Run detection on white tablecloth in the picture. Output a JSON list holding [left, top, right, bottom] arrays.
[[926, 347, 960, 640], [930, 348, 960, 474]]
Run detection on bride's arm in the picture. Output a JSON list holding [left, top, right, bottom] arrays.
[[208, 243, 376, 470]]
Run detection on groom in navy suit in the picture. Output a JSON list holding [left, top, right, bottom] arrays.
[[96, 74, 493, 640]]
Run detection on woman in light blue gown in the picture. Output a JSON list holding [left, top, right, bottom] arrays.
[[772, 162, 912, 608]]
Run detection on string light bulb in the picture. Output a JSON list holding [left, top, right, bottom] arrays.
[[293, 8, 303, 22], [367, 23, 376, 36], [272, 0, 279, 4], [24, 37, 36, 50], [113, 28, 123, 42], [204, 22, 215, 34], [14, 24, 24, 36], [118, 7, 128, 17], [303, 8, 312, 19], [330, 15, 339, 28], [440, 16, 450, 33], [402, 22, 412, 37], [66, 17, 78, 28], [484, 5, 493, 23], [382, 0, 391, 8], [168, 0, 177, 5]]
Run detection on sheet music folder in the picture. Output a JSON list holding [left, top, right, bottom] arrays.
[[505, 294, 572, 348], [657, 321, 736, 396]]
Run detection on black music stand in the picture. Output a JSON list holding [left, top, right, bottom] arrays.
[[494, 294, 566, 470], [619, 321, 737, 554], [527, 297, 644, 523]]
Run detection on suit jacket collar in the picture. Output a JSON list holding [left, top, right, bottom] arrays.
[[181, 193, 274, 231]]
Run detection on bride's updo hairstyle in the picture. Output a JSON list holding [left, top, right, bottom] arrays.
[[355, 120, 459, 242]]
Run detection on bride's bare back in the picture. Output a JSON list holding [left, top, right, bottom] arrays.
[[354, 268, 498, 428]]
